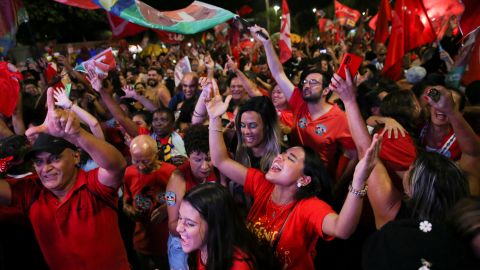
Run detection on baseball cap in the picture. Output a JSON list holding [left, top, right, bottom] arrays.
[[405, 66, 427, 84], [25, 133, 77, 160]]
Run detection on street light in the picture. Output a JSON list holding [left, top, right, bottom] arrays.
[[312, 8, 317, 13], [274, 5, 280, 14]]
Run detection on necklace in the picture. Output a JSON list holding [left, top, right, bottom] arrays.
[[269, 194, 293, 219]]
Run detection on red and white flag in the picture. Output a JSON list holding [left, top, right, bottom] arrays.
[[334, 1, 361, 27], [279, 0, 291, 63]]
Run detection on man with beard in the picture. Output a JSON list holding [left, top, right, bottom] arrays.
[[123, 135, 176, 270], [249, 25, 357, 178], [146, 68, 171, 108]]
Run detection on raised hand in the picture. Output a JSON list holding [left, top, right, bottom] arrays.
[[204, 54, 215, 70], [26, 87, 81, 139], [121, 85, 137, 99], [204, 78, 231, 119], [329, 67, 357, 104], [380, 118, 406, 139], [53, 87, 73, 109], [353, 133, 382, 184], [248, 25, 270, 43], [423, 85, 456, 115], [225, 55, 238, 72], [85, 62, 102, 92]]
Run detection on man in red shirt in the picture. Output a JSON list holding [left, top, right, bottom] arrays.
[[0, 88, 129, 270], [123, 135, 176, 269], [249, 26, 357, 178]]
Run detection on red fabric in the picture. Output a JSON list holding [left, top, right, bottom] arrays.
[[177, 160, 217, 192], [197, 248, 253, 270], [378, 128, 417, 171], [107, 12, 146, 39], [53, 0, 99, 9], [138, 126, 150, 135], [318, 18, 334, 33], [288, 88, 355, 177], [420, 124, 461, 161], [422, 0, 464, 40], [374, 0, 392, 44], [277, 108, 294, 129], [383, 0, 437, 80], [244, 168, 335, 270], [459, 0, 480, 38], [279, 0, 291, 64], [123, 163, 176, 255], [0, 61, 21, 117], [236, 5, 253, 17], [9, 169, 129, 270], [334, 1, 361, 27]]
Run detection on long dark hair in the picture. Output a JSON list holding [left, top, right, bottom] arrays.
[[234, 96, 282, 172], [296, 146, 333, 203], [406, 151, 469, 221], [184, 183, 280, 270], [380, 90, 419, 135]]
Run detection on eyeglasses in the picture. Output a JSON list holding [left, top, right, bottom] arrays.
[[302, 79, 321, 86]]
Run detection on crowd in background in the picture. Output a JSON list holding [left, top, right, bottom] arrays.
[[0, 14, 479, 270]]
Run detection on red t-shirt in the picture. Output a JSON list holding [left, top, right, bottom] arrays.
[[8, 169, 130, 270], [123, 163, 176, 256], [196, 249, 253, 270], [244, 168, 335, 270], [177, 160, 217, 192], [288, 87, 355, 175], [420, 123, 461, 161], [378, 127, 417, 190], [277, 108, 294, 129]]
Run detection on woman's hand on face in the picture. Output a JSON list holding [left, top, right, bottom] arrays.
[[423, 85, 456, 116]]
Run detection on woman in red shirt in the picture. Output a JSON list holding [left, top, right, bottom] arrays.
[[203, 83, 381, 269], [177, 183, 279, 269]]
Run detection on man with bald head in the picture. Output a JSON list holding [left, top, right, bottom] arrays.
[[168, 72, 199, 111], [123, 135, 176, 270]]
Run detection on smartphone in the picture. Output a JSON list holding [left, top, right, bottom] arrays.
[[427, 88, 440, 102], [320, 49, 327, 54], [337, 53, 363, 80]]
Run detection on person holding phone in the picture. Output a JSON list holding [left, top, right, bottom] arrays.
[[249, 25, 357, 179]]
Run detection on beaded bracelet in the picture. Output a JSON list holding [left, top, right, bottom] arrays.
[[348, 183, 368, 198], [208, 127, 223, 132]]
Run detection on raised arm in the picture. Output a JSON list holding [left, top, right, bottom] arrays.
[[330, 69, 402, 228], [249, 25, 295, 100], [424, 86, 480, 194], [225, 55, 262, 97], [26, 87, 127, 189], [53, 87, 104, 140], [121, 85, 159, 112], [166, 170, 186, 235], [97, 80, 139, 138], [322, 134, 381, 238], [204, 80, 248, 185]]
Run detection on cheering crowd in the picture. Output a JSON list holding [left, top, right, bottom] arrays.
[[0, 15, 479, 270]]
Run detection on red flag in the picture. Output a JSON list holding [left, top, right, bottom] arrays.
[[279, 0, 291, 63], [334, 1, 361, 27], [374, 0, 392, 44], [318, 18, 334, 33], [0, 62, 22, 117], [422, 0, 464, 40], [459, 0, 480, 38], [53, 0, 98, 9], [383, 0, 437, 80], [107, 13, 146, 39]]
